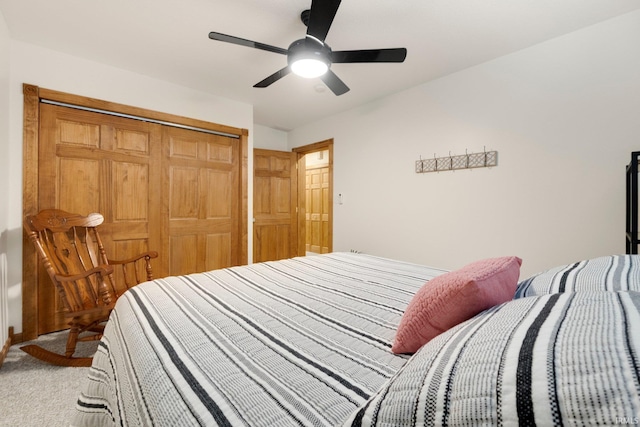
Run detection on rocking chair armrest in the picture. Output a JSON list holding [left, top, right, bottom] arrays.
[[54, 264, 115, 282], [107, 251, 158, 265]]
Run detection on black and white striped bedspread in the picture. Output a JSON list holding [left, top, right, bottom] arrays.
[[73, 253, 446, 427], [345, 291, 640, 426], [515, 254, 640, 297]]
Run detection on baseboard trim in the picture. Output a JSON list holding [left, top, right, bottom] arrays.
[[10, 328, 23, 344]]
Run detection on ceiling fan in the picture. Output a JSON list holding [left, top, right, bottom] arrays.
[[208, 0, 407, 96]]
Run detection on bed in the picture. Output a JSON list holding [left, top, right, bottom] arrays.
[[73, 252, 640, 426]]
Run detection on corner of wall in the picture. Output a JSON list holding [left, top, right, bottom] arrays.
[[0, 6, 11, 367]]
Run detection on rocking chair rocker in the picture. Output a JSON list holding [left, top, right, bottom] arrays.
[[23, 209, 158, 367]]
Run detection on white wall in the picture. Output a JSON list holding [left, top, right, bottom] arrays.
[[6, 41, 255, 334], [0, 9, 10, 350], [288, 10, 640, 278], [253, 124, 288, 150]]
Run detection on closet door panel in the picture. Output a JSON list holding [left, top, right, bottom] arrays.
[[205, 170, 232, 218], [206, 233, 232, 271], [170, 234, 199, 276], [165, 127, 239, 276], [37, 103, 161, 334], [113, 161, 149, 220], [114, 128, 150, 154], [57, 158, 101, 214], [170, 167, 200, 218], [58, 119, 100, 147]]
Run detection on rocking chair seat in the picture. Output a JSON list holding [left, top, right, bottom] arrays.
[[23, 209, 157, 366]]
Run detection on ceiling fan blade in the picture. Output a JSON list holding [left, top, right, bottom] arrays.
[[254, 67, 291, 88], [208, 32, 288, 55], [320, 70, 349, 96], [332, 48, 407, 63], [306, 0, 341, 43]]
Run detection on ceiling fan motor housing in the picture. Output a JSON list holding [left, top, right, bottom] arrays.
[[287, 38, 332, 70]]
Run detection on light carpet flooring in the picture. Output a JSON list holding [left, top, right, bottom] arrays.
[[0, 331, 98, 427]]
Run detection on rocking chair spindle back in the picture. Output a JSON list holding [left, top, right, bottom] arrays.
[[23, 209, 158, 366]]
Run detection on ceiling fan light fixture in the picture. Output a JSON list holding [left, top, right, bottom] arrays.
[[291, 58, 329, 78], [287, 38, 331, 79]]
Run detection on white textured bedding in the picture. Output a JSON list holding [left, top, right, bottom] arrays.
[[346, 291, 640, 426], [73, 253, 640, 426], [515, 254, 640, 297], [73, 253, 445, 426]]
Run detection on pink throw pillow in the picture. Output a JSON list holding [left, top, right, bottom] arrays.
[[392, 256, 522, 354]]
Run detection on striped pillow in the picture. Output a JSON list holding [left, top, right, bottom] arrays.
[[345, 291, 640, 427], [515, 254, 640, 298]]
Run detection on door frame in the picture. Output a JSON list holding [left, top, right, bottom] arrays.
[[21, 84, 249, 341], [293, 139, 334, 255]]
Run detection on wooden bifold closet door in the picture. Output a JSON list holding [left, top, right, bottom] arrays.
[[163, 126, 241, 275], [37, 103, 162, 333], [23, 85, 248, 338]]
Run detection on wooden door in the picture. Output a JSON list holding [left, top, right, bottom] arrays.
[[294, 139, 333, 256], [253, 149, 298, 263], [164, 127, 240, 275], [23, 85, 249, 341], [38, 103, 162, 333], [305, 165, 331, 253]]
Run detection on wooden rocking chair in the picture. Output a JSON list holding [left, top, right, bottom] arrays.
[[23, 209, 158, 367]]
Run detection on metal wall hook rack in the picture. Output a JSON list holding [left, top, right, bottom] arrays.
[[415, 149, 498, 173]]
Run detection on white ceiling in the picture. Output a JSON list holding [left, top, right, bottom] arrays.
[[1, 0, 639, 131]]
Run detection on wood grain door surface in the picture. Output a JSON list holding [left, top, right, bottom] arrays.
[[253, 149, 298, 263], [164, 126, 240, 276], [36, 102, 242, 334], [305, 165, 330, 254], [38, 104, 162, 333]]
